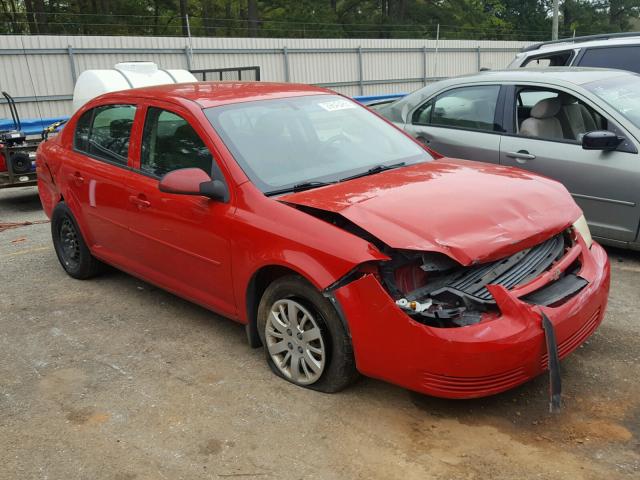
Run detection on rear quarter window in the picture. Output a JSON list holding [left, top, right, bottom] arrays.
[[73, 110, 92, 152], [578, 46, 640, 74]]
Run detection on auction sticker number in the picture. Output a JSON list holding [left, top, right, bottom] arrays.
[[318, 99, 356, 112]]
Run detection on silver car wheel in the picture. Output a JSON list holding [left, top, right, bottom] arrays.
[[266, 299, 326, 385]]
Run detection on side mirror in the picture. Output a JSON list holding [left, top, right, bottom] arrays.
[[581, 130, 624, 151], [159, 168, 227, 201]]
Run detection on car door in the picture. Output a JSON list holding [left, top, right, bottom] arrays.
[[63, 103, 139, 263], [403, 84, 503, 164], [126, 102, 236, 317], [499, 84, 640, 244]]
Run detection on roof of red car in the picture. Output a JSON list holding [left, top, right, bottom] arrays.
[[107, 81, 332, 108]]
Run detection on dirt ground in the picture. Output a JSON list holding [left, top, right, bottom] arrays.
[[1, 186, 639, 480]]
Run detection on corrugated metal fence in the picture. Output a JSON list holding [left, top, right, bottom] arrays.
[[0, 35, 530, 119]]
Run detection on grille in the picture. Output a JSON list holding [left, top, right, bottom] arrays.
[[421, 367, 529, 395], [432, 233, 565, 304]]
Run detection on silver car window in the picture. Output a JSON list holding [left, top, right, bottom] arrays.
[[516, 87, 605, 142], [521, 50, 574, 68], [412, 85, 501, 132]]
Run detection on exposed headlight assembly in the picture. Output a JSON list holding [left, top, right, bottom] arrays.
[[572, 214, 593, 249]]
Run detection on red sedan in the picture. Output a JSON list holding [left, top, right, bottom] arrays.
[[36, 82, 610, 400]]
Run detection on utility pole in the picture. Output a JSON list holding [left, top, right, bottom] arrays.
[[180, 0, 189, 37], [551, 0, 559, 40], [248, 0, 259, 37], [433, 23, 440, 79]]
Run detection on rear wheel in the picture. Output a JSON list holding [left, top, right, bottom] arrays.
[[51, 202, 102, 279], [257, 275, 358, 392]]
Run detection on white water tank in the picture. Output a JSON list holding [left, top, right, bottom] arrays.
[[72, 62, 197, 112]]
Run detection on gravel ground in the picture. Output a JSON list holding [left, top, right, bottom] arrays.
[[1, 186, 639, 480]]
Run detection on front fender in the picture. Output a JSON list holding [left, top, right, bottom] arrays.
[[231, 185, 388, 323]]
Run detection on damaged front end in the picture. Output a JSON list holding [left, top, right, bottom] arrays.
[[381, 229, 587, 328], [295, 202, 590, 330], [297, 203, 608, 400]]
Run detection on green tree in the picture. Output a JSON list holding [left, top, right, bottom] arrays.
[[1, 0, 638, 39]]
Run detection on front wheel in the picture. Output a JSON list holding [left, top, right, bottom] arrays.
[[257, 275, 358, 392], [51, 202, 102, 279]]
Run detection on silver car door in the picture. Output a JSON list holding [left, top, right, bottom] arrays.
[[403, 84, 503, 164], [500, 85, 640, 244]]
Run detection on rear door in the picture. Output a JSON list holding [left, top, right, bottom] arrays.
[[403, 84, 503, 163], [125, 102, 236, 316], [499, 84, 640, 243], [63, 103, 139, 263]]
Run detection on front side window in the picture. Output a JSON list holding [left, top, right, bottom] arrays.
[[412, 85, 501, 132], [579, 46, 640, 74], [516, 87, 605, 142], [74, 105, 136, 165], [205, 95, 431, 193], [140, 108, 214, 177]]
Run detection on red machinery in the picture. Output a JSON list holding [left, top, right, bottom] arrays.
[[0, 92, 40, 189]]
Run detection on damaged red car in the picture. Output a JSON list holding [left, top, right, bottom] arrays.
[[36, 82, 610, 400]]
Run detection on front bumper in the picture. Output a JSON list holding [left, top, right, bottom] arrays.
[[334, 241, 610, 399]]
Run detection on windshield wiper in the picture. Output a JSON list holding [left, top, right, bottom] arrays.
[[265, 181, 334, 197], [264, 162, 406, 196], [339, 162, 406, 183]]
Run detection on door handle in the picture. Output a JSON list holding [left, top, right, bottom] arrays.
[[129, 195, 151, 209], [417, 136, 431, 145], [69, 171, 84, 185], [506, 150, 536, 163]]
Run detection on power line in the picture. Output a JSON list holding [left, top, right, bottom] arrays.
[[1, 22, 555, 40], [13, 11, 571, 34], [0, 19, 557, 36], [3, 11, 609, 40]]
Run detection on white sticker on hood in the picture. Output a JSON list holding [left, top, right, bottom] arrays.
[[318, 99, 356, 112]]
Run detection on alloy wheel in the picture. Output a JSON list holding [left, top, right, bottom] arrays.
[[265, 299, 326, 385]]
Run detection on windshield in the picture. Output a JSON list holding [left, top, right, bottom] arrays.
[[584, 75, 640, 129], [205, 94, 431, 193]]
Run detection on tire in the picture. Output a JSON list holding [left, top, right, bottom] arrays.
[[51, 202, 102, 279], [257, 275, 358, 393], [10, 152, 31, 174]]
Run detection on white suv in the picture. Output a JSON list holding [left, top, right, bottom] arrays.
[[509, 32, 640, 74]]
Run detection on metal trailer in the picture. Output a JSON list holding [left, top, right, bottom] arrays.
[[0, 92, 39, 189]]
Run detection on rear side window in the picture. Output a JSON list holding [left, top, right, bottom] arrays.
[[578, 46, 640, 74], [413, 85, 501, 132], [73, 105, 136, 165], [140, 107, 213, 177], [521, 50, 574, 68]]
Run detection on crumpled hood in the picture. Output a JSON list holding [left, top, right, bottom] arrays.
[[279, 159, 582, 265]]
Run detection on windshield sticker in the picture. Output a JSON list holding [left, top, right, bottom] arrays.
[[318, 99, 356, 112]]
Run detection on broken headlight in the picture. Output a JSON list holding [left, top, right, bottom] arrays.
[[572, 214, 592, 249], [385, 232, 572, 328]]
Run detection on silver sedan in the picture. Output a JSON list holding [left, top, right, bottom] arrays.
[[378, 67, 640, 250]]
